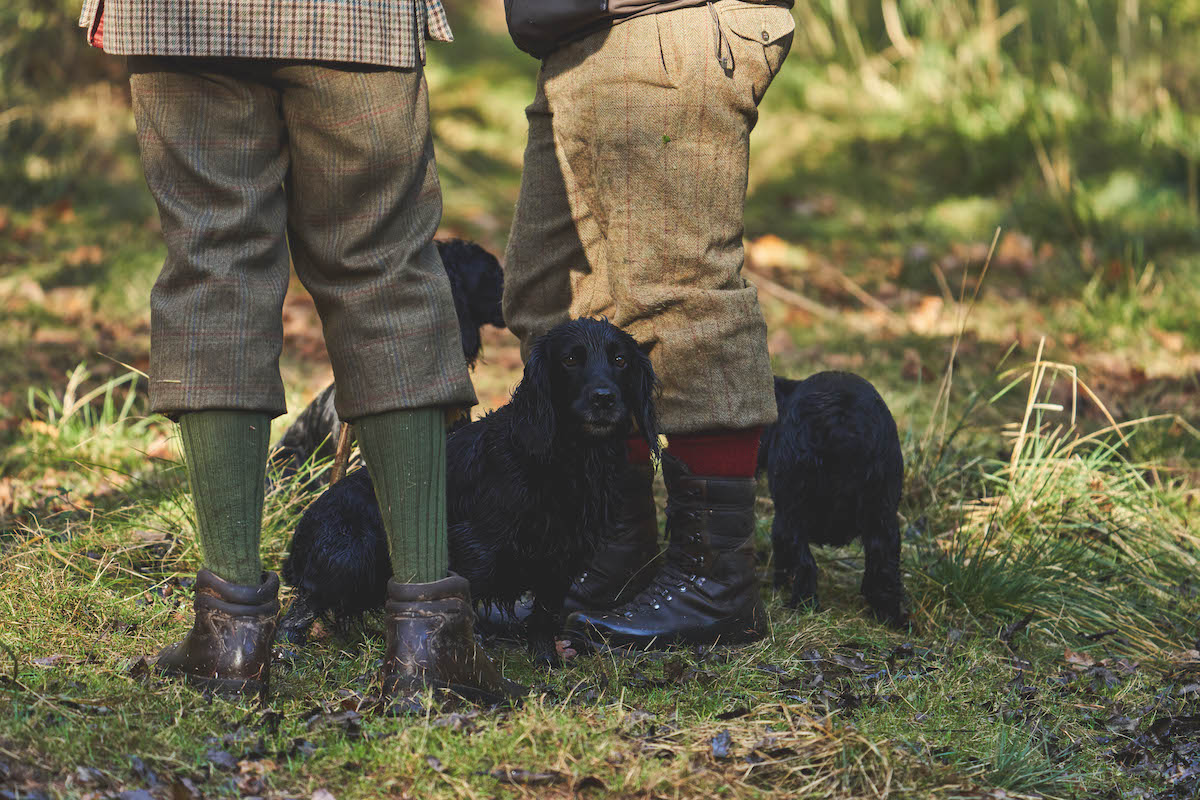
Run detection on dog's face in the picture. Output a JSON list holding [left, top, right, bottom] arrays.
[[510, 318, 659, 458]]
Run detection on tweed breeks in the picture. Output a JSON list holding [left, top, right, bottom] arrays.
[[502, 0, 794, 435], [130, 56, 476, 420]]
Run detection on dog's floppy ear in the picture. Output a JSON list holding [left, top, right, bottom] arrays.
[[629, 343, 661, 458], [508, 340, 556, 459]]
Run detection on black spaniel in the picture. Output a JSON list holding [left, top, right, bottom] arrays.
[[268, 238, 505, 489], [759, 371, 908, 627], [280, 318, 660, 662]]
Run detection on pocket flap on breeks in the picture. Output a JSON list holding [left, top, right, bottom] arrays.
[[720, 4, 796, 46]]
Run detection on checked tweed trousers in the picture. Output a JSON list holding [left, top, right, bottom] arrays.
[[129, 56, 476, 421]]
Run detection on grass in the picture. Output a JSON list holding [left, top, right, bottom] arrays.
[[2, 342, 1195, 798], [3, 0, 1200, 797]]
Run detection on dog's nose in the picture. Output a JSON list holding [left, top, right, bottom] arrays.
[[590, 388, 616, 411]]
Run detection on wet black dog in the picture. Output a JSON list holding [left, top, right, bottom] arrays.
[[759, 371, 907, 627], [280, 318, 660, 662], [268, 238, 505, 488]]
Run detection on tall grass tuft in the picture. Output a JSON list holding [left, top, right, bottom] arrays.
[[910, 344, 1199, 653]]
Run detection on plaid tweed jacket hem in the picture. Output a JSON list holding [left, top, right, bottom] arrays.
[[78, 0, 452, 68]]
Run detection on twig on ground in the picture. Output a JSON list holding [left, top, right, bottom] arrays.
[[746, 269, 838, 320], [331, 423, 354, 485]]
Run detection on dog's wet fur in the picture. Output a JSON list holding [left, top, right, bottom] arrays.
[[759, 371, 908, 627], [280, 318, 660, 663]]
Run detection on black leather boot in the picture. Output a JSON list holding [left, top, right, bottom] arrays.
[[381, 575, 526, 705], [156, 569, 280, 699], [563, 461, 661, 614], [563, 453, 766, 650]]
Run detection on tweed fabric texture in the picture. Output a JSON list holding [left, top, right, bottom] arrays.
[[503, 0, 794, 435], [80, 0, 451, 68], [130, 56, 475, 420]]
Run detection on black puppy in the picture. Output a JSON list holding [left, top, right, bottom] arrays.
[[759, 371, 907, 627], [280, 318, 660, 662], [268, 238, 505, 488]]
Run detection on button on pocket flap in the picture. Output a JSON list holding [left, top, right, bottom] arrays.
[[721, 5, 796, 46]]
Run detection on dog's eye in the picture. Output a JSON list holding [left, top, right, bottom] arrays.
[[614, 353, 628, 369], [562, 354, 579, 367]]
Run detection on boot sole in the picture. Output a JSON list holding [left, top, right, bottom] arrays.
[[156, 664, 267, 700], [565, 617, 766, 655]]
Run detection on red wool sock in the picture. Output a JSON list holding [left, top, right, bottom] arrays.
[[666, 428, 762, 478]]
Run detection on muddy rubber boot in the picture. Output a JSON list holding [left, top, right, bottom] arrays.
[[381, 575, 527, 705], [563, 462, 661, 614], [563, 453, 765, 650], [156, 569, 280, 699]]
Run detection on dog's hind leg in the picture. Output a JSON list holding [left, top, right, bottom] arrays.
[[788, 538, 820, 612], [770, 512, 795, 590], [861, 519, 908, 628]]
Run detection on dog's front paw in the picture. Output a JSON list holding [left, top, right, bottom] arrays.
[[277, 605, 316, 646], [874, 607, 911, 631], [529, 637, 563, 669]]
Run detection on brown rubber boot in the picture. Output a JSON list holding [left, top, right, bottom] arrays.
[[156, 569, 280, 698], [563, 453, 766, 650], [381, 575, 527, 705], [563, 462, 661, 614]]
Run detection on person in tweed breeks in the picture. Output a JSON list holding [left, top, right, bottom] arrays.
[[502, 2, 796, 649], [79, 2, 523, 702]]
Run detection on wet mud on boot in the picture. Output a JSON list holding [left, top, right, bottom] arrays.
[[155, 569, 280, 699], [381, 575, 527, 707]]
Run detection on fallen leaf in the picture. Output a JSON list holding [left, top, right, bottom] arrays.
[[1064, 648, 1096, 669], [118, 791, 155, 800], [830, 653, 874, 673], [73, 766, 104, 786], [574, 775, 607, 791], [32, 655, 69, 668], [204, 749, 237, 771], [746, 234, 792, 269], [489, 768, 565, 786], [901, 348, 934, 382], [711, 729, 733, 759], [170, 778, 203, 800]]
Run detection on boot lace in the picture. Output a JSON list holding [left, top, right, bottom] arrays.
[[616, 510, 708, 616]]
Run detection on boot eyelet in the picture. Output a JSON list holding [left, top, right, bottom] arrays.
[[665, 594, 674, 601], [652, 603, 660, 609], [678, 585, 687, 593]]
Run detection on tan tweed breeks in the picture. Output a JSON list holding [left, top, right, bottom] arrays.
[[503, 0, 794, 434]]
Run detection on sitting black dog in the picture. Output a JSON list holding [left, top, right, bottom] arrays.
[[269, 238, 505, 488], [280, 318, 660, 662], [759, 371, 907, 627]]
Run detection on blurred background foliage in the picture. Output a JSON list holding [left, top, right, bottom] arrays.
[[4, 0, 1197, 254]]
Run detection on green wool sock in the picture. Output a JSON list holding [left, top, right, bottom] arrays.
[[354, 407, 448, 584], [179, 410, 270, 586]]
